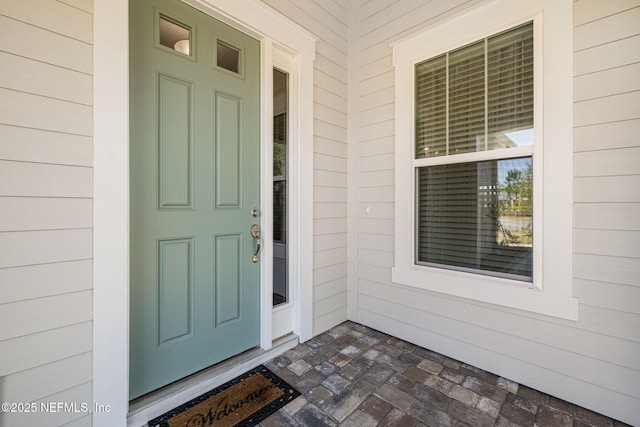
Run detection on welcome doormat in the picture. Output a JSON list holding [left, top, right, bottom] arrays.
[[148, 365, 300, 427]]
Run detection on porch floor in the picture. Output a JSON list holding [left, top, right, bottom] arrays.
[[260, 321, 629, 427]]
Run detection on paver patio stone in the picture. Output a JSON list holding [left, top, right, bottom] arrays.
[[260, 321, 630, 427]]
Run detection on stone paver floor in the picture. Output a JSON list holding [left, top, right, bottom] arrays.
[[261, 321, 631, 427]]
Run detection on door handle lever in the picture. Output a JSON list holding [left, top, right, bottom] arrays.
[[250, 224, 261, 263]]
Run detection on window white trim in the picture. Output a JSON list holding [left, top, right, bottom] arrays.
[[391, 0, 578, 320]]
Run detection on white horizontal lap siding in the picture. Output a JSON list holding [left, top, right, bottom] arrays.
[[570, 3, 640, 422], [353, 0, 640, 425], [0, 1, 94, 426], [261, 0, 350, 335], [354, 0, 487, 329]]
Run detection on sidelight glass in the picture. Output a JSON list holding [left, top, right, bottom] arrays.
[[273, 68, 289, 306]]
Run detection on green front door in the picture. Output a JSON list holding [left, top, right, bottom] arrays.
[[129, 0, 261, 399]]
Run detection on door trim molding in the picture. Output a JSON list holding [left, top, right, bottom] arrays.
[[93, 1, 316, 424]]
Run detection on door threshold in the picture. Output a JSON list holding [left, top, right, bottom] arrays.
[[127, 334, 299, 427]]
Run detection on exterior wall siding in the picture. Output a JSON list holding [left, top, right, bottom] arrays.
[[0, 1, 93, 426], [350, 0, 640, 425], [262, 0, 350, 335]]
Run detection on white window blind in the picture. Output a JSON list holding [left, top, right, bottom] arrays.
[[415, 22, 534, 281]]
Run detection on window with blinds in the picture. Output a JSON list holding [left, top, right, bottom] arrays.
[[414, 21, 534, 281]]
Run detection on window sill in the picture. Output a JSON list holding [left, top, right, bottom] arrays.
[[392, 265, 579, 320]]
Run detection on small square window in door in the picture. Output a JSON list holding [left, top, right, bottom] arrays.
[[217, 40, 241, 74], [159, 15, 192, 56]]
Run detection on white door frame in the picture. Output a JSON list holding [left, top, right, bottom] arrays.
[[93, 1, 315, 424]]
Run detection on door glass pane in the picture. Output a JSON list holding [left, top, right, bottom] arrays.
[[159, 15, 191, 56], [217, 41, 240, 73], [273, 69, 289, 306]]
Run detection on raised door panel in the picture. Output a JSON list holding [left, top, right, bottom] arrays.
[[215, 234, 242, 325], [158, 74, 194, 209], [158, 238, 194, 346], [215, 92, 242, 208]]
